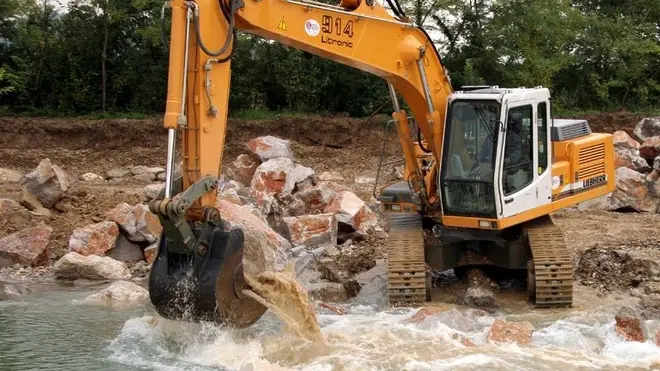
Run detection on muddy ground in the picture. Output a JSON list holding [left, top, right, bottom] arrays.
[[1, 112, 659, 294]]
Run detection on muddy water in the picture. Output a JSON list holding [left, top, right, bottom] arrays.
[[1, 280, 659, 371]]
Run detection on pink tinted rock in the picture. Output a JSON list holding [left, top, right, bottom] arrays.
[[226, 154, 260, 186], [247, 136, 293, 161], [251, 158, 296, 197], [69, 221, 119, 256], [487, 319, 534, 345], [0, 225, 52, 267], [283, 213, 338, 247], [324, 191, 379, 232], [216, 200, 291, 277]]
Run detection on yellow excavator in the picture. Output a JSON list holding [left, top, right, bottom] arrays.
[[148, 0, 616, 327]]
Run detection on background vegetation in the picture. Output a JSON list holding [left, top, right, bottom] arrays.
[[0, 0, 658, 117]]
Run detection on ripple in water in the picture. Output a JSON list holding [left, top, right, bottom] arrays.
[[106, 305, 660, 371]]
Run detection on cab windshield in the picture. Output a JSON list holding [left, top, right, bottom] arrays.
[[441, 100, 500, 217]]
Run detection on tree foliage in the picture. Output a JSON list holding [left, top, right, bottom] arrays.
[[0, 0, 658, 115]]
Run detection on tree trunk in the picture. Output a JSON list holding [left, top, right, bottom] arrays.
[[101, 0, 108, 113], [34, 0, 48, 90]]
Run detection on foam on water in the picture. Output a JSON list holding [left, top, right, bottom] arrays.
[[106, 305, 660, 371]]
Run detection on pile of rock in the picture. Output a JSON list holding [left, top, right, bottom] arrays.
[[143, 135, 385, 301], [53, 201, 162, 280], [103, 165, 166, 183], [585, 117, 660, 212], [0, 158, 72, 269]]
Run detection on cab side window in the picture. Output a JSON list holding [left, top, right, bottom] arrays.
[[502, 105, 533, 195], [537, 102, 548, 174]]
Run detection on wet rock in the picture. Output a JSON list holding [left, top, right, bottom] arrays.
[[607, 167, 658, 212], [640, 294, 660, 319], [0, 225, 51, 267], [0, 168, 23, 184], [316, 302, 346, 315], [216, 200, 291, 277], [293, 164, 316, 191], [0, 198, 23, 214], [457, 286, 497, 308], [405, 306, 451, 324], [614, 146, 651, 173], [79, 172, 104, 182], [143, 242, 158, 265], [0, 282, 32, 301], [83, 280, 148, 305], [54, 252, 131, 280], [351, 260, 387, 306], [106, 235, 144, 262], [22, 158, 71, 208], [317, 171, 344, 181], [130, 166, 150, 175], [143, 183, 165, 200], [324, 191, 379, 233], [129, 260, 150, 278], [452, 333, 476, 347], [133, 172, 156, 183], [68, 221, 119, 256], [283, 213, 337, 247], [614, 306, 644, 342], [613, 131, 641, 150], [487, 319, 534, 345], [247, 136, 293, 161], [639, 137, 660, 161], [295, 182, 339, 213], [633, 117, 660, 142], [106, 168, 131, 179], [456, 269, 499, 309], [226, 154, 260, 186], [251, 157, 297, 198], [306, 281, 347, 302]]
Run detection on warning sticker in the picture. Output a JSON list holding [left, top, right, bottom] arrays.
[[277, 17, 287, 31], [304, 19, 320, 37]]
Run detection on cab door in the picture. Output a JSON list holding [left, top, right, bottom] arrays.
[[498, 100, 552, 218]]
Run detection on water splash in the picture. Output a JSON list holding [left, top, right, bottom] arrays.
[[243, 263, 324, 343]]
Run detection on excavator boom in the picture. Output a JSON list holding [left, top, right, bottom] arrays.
[[148, 0, 453, 327]]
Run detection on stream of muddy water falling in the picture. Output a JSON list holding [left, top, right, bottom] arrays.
[[1, 277, 660, 371]]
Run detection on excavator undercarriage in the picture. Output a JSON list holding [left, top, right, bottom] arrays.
[[385, 212, 573, 308]]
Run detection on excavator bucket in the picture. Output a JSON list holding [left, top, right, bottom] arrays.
[[148, 226, 267, 328]]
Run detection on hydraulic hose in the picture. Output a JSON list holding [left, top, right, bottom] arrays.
[[192, 0, 236, 57]]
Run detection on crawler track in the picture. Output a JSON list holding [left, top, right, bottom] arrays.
[[386, 214, 427, 306], [525, 215, 573, 308]]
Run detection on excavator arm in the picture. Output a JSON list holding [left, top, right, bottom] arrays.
[[148, 0, 453, 326]]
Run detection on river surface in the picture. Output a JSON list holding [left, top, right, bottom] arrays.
[[1, 280, 659, 371]]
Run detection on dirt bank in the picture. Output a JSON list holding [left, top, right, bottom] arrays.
[[1, 113, 659, 295]]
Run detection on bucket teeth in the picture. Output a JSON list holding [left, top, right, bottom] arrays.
[[525, 216, 573, 308], [386, 214, 427, 307]]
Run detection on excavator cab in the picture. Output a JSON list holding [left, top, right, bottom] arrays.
[[381, 86, 615, 308], [440, 87, 552, 220]]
